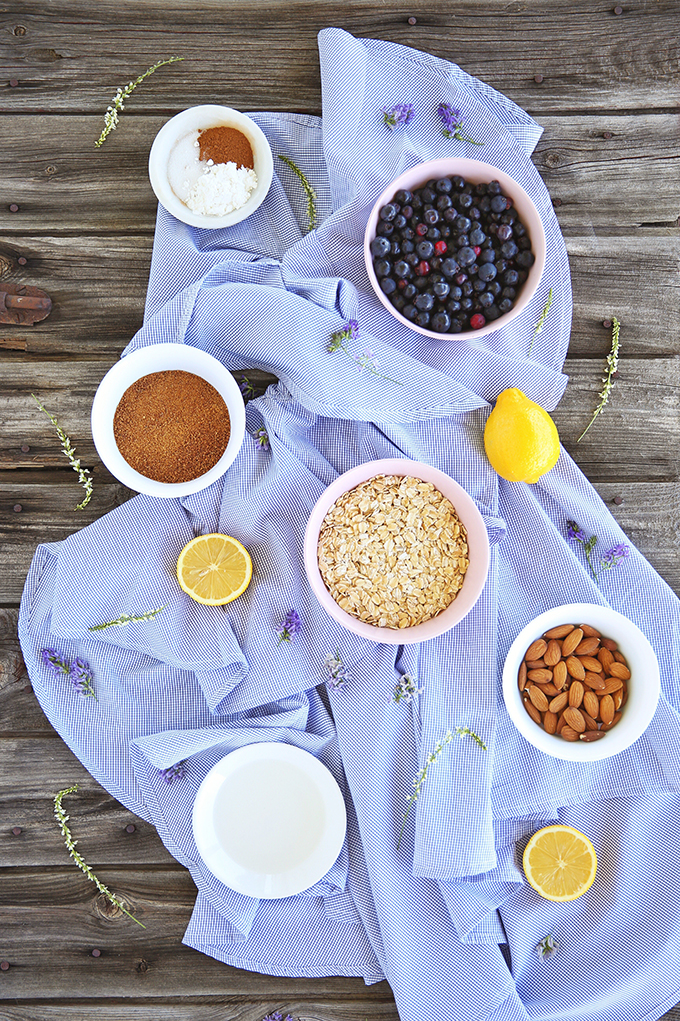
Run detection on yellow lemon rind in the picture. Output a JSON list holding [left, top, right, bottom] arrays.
[[522, 824, 597, 902], [176, 533, 253, 606]]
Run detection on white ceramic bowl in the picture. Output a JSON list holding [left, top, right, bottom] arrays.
[[148, 104, 274, 229], [91, 343, 246, 498], [502, 603, 661, 761], [304, 458, 490, 645], [363, 158, 546, 341]]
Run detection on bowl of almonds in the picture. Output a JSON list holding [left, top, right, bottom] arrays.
[[502, 603, 660, 761], [304, 459, 490, 644]]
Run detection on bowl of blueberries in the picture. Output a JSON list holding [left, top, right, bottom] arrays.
[[364, 159, 546, 340]]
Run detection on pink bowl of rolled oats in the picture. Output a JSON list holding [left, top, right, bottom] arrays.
[[303, 459, 490, 644]]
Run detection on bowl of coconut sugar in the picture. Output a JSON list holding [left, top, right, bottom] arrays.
[[149, 104, 274, 228]]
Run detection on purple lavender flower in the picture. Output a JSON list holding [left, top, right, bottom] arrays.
[[255, 428, 270, 451], [354, 348, 380, 374], [238, 375, 256, 399], [566, 520, 598, 581], [262, 1013, 296, 1021], [324, 651, 349, 690], [436, 102, 484, 145], [158, 761, 186, 784], [392, 673, 424, 705], [42, 647, 70, 675], [276, 609, 301, 646], [567, 520, 586, 543], [382, 103, 414, 131], [601, 543, 630, 570], [536, 934, 558, 960], [69, 658, 97, 700]]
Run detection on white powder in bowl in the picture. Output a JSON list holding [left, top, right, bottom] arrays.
[[186, 161, 258, 217]]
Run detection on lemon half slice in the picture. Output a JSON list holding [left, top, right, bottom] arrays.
[[176, 534, 252, 606], [523, 824, 597, 902]]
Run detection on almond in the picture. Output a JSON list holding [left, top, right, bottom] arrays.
[[549, 691, 569, 714], [565, 655, 585, 681], [579, 656, 603, 673], [528, 669, 553, 684], [544, 624, 575, 639], [582, 711, 599, 731], [528, 685, 550, 712], [613, 650, 627, 664], [584, 671, 606, 691], [601, 637, 618, 651], [553, 660, 568, 689], [600, 677, 623, 695], [601, 712, 622, 731], [583, 690, 600, 719], [543, 711, 558, 734], [568, 680, 585, 708], [598, 647, 614, 671], [518, 660, 527, 692], [525, 638, 548, 662], [526, 659, 546, 670], [562, 627, 585, 657], [556, 711, 567, 734], [563, 706, 586, 733], [574, 636, 600, 657], [524, 699, 543, 725], [543, 640, 562, 667], [537, 682, 560, 697], [579, 730, 606, 742], [609, 661, 631, 680], [613, 688, 624, 710], [561, 726, 579, 742], [579, 624, 601, 639], [599, 694, 615, 726]]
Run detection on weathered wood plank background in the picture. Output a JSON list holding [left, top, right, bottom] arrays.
[[1, 1, 679, 1018]]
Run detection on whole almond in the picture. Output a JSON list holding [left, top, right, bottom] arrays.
[[544, 624, 575, 640], [584, 671, 606, 691], [600, 694, 615, 725], [518, 660, 527, 692], [561, 725, 579, 742], [568, 680, 585, 708], [528, 669, 553, 684], [579, 730, 606, 742], [543, 640, 562, 667], [528, 685, 550, 712], [609, 661, 631, 680], [583, 690, 600, 719], [613, 650, 627, 664], [562, 628, 585, 657], [543, 711, 558, 734], [526, 659, 546, 670], [524, 700, 543, 725], [600, 677, 623, 694], [598, 647, 615, 671], [553, 660, 568, 689], [601, 637, 618, 651], [563, 706, 586, 733], [579, 656, 603, 673], [549, 690, 569, 714], [613, 688, 624, 710], [579, 624, 601, 639], [582, 711, 599, 731], [537, 682, 560, 697], [525, 638, 548, 662], [566, 655, 586, 681], [574, 637, 600, 657], [601, 712, 622, 731]]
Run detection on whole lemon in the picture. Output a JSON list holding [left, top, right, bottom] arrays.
[[484, 388, 560, 483]]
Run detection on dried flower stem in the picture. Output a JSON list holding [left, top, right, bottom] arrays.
[[31, 395, 94, 510], [528, 287, 553, 355], [452, 724, 488, 750], [95, 57, 184, 147], [577, 317, 621, 442], [88, 606, 166, 631], [277, 154, 318, 232], [54, 785, 145, 927]]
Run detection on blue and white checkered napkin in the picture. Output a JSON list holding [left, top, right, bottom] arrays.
[[18, 27, 680, 1021]]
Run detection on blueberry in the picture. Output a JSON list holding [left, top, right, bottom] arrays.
[[436, 195, 453, 211], [376, 221, 394, 236], [516, 250, 536, 268], [380, 277, 397, 295], [414, 276, 430, 290], [455, 216, 472, 233], [402, 283, 417, 299], [430, 257, 442, 271], [426, 227, 442, 240], [415, 311, 431, 327], [477, 262, 497, 282], [488, 281, 502, 297], [395, 189, 413, 204], [498, 298, 513, 313], [469, 207, 481, 221], [406, 252, 419, 266], [394, 260, 412, 278], [401, 205, 413, 220], [457, 246, 476, 266], [374, 259, 391, 277], [431, 311, 451, 332], [451, 176, 465, 190], [500, 240, 519, 259], [472, 277, 486, 292], [424, 208, 440, 225], [449, 286, 463, 300], [457, 193, 473, 209], [517, 270, 528, 284], [485, 304, 501, 320], [500, 209, 517, 224], [518, 236, 533, 250], [402, 239, 415, 254], [461, 297, 473, 311], [416, 240, 435, 259], [480, 248, 496, 264], [469, 228, 486, 246], [461, 280, 473, 297], [455, 272, 468, 285], [391, 294, 407, 310], [514, 222, 527, 237], [441, 258, 460, 278], [433, 280, 450, 300], [371, 236, 391, 257], [390, 240, 401, 255], [421, 187, 436, 204], [501, 287, 517, 300], [487, 180, 502, 196], [435, 178, 453, 193], [402, 303, 417, 321], [478, 291, 495, 308], [446, 299, 462, 313], [495, 259, 508, 275], [479, 196, 492, 212], [415, 292, 435, 312], [504, 269, 520, 286], [496, 224, 513, 242], [490, 194, 508, 213], [475, 182, 488, 196], [411, 194, 423, 210], [379, 203, 399, 221], [456, 234, 470, 248], [449, 318, 464, 333], [394, 214, 407, 230], [443, 207, 458, 223]]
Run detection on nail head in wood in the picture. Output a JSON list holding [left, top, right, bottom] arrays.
[[407, 16, 417, 24]]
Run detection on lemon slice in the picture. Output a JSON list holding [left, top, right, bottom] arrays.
[[523, 824, 597, 901], [176, 534, 252, 606]]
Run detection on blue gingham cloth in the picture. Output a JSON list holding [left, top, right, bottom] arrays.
[[18, 28, 680, 1021]]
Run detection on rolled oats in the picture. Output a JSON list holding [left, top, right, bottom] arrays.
[[317, 474, 470, 629]]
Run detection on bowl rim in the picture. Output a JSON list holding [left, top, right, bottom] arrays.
[[303, 458, 490, 645], [148, 103, 274, 229], [501, 602, 661, 761], [363, 157, 547, 341], [91, 342, 246, 498]]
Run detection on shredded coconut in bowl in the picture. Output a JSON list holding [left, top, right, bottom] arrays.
[[186, 161, 258, 217]]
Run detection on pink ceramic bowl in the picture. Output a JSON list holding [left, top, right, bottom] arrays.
[[363, 158, 547, 341], [303, 459, 490, 645]]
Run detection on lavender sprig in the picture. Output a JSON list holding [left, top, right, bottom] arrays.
[[69, 658, 97, 700], [324, 651, 349, 690], [158, 761, 186, 784], [54, 785, 146, 927], [436, 103, 483, 145], [577, 316, 621, 442], [277, 154, 318, 232], [89, 606, 166, 631], [528, 287, 554, 356], [31, 395, 94, 510], [95, 57, 184, 147], [238, 375, 257, 400], [382, 103, 414, 131], [255, 428, 270, 451], [397, 730, 455, 849], [276, 609, 301, 646], [567, 520, 599, 581], [42, 648, 70, 676], [328, 321, 404, 386], [392, 673, 424, 705], [536, 934, 558, 959], [601, 542, 630, 571], [262, 1013, 296, 1021]]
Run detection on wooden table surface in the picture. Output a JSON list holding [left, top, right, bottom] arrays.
[[1, 2, 679, 1019]]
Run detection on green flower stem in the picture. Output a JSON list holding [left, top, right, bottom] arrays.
[[277, 155, 318, 232], [577, 316, 621, 442], [528, 287, 554, 356], [89, 606, 166, 631], [54, 786, 146, 928], [32, 395, 94, 510], [95, 57, 184, 147]]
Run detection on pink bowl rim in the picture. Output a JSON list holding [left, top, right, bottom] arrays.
[[303, 458, 490, 645], [363, 158, 547, 341]]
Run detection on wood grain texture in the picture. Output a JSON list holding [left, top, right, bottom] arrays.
[[0, 1004, 400, 1021]]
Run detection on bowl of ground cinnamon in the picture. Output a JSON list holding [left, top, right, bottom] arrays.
[[149, 104, 274, 229], [91, 343, 246, 497]]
